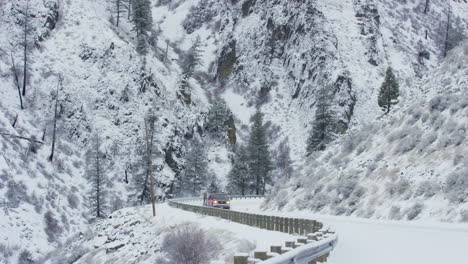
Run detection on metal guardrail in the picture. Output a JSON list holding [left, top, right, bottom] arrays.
[[168, 196, 338, 264], [168, 196, 322, 236]]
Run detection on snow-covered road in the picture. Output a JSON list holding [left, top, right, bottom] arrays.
[[228, 198, 468, 264]]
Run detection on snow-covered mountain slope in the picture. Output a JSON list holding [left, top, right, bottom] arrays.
[[200, 0, 468, 159], [0, 0, 214, 262], [263, 41, 468, 222]]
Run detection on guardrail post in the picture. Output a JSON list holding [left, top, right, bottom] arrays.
[[270, 245, 282, 254], [254, 251, 268, 260], [288, 218, 294, 234], [294, 218, 299, 234], [234, 254, 249, 264]]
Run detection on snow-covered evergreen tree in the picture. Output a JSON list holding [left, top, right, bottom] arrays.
[[377, 67, 400, 114], [275, 137, 294, 180], [179, 36, 203, 102], [85, 134, 107, 218], [132, 0, 153, 55], [306, 86, 336, 153], [227, 145, 251, 195], [206, 99, 232, 140], [247, 109, 273, 195], [182, 140, 208, 196], [112, 0, 128, 27]]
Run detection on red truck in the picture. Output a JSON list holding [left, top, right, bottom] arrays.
[[203, 193, 231, 209]]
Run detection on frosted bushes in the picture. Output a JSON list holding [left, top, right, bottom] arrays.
[[387, 126, 412, 142], [414, 181, 441, 198], [44, 211, 63, 242], [388, 206, 402, 220], [161, 223, 220, 264], [309, 193, 330, 211], [394, 127, 422, 154], [387, 178, 410, 197], [406, 203, 424, 220], [445, 168, 468, 203]]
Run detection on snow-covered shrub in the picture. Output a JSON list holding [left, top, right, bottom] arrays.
[[445, 168, 468, 203], [275, 189, 289, 209], [335, 179, 357, 200], [387, 178, 410, 197], [374, 152, 385, 162], [428, 95, 450, 112], [309, 193, 330, 211], [388, 206, 402, 220], [44, 210, 62, 242], [17, 249, 34, 264], [395, 129, 421, 154], [6, 181, 28, 208], [0, 243, 14, 263], [417, 131, 437, 152], [414, 181, 440, 198], [182, 0, 217, 34], [161, 223, 220, 264], [406, 203, 424, 220], [461, 211, 468, 223], [387, 126, 411, 142], [367, 161, 377, 172], [334, 206, 347, 215], [67, 193, 79, 209]]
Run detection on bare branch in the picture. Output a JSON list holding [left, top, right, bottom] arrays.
[[0, 132, 44, 144]]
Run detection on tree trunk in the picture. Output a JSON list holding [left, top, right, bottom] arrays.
[[128, 0, 132, 20], [443, 9, 450, 58], [96, 136, 101, 218], [116, 0, 120, 27], [49, 77, 60, 161], [12, 114, 18, 127], [10, 54, 24, 109], [423, 0, 429, 14], [145, 119, 156, 217], [22, 4, 29, 97]]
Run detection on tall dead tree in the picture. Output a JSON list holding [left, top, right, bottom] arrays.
[[144, 118, 156, 217], [20, 1, 32, 97], [127, 0, 133, 20], [48, 75, 61, 162], [113, 0, 127, 27], [423, 0, 430, 14], [10, 54, 24, 109], [443, 8, 450, 58]]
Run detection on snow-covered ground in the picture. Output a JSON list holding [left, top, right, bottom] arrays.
[[233, 198, 468, 264], [45, 201, 296, 264]]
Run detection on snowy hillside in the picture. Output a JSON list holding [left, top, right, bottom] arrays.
[[0, 0, 467, 263], [263, 42, 468, 222]]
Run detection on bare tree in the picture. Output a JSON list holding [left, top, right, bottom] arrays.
[[128, 0, 133, 20], [48, 75, 61, 162], [423, 0, 430, 14], [19, 0, 33, 97], [113, 0, 127, 27], [10, 54, 24, 109], [144, 117, 156, 216], [443, 8, 450, 58]]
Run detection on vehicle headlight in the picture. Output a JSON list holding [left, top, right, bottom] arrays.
[[226, 201, 231, 204], [213, 200, 218, 204]]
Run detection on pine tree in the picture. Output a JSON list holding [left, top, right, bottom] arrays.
[[377, 67, 400, 114], [182, 140, 208, 196], [227, 145, 251, 195], [132, 0, 153, 55], [306, 86, 336, 154], [86, 134, 107, 218], [276, 138, 294, 180], [206, 99, 232, 140], [247, 109, 273, 195], [179, 36, 203, 99]]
